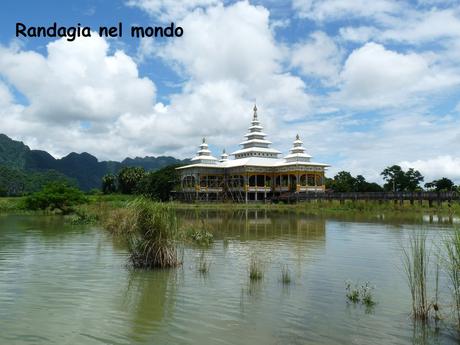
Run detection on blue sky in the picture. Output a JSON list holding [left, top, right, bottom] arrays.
[[0, 0, 460, 183]]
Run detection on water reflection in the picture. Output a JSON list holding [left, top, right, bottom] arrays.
[[123, 270, 176, 343]]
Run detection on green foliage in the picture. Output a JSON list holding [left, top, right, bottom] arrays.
[[110, 198, 181, 269], [402, 231, 431, 320], [186, 228, 214, 246], [0, 165, 72, 196], [23, 182, 87, 213], [102, 173, 117, 194], [381, 165, 424, 192], [137, 165, 180, 201], [328, 171, 383, 192], [345, 280, 376, 306], [425, 177, 455, 192], [443, 228, 460, 327], [117, 166, 146, 194]]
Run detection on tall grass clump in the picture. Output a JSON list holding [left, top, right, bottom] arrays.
[[443, 228, 460, 327], [249, 255, 264, 281], [402, 231, 430, 320], [119, 198, 181, 269]]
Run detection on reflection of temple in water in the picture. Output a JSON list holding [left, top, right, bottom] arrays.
[[179, 209, 326, 243]]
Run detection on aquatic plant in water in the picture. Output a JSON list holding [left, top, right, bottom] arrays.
[[443, 228, 460, 327], [249, 256, 264, 281], [115, 198, 181, 269], [280, 264, 291, 285], [345, 280, 376, 306], [402, 231, 430, 320]]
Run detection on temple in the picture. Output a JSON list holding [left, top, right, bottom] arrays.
[[174, 105, 329, 202]]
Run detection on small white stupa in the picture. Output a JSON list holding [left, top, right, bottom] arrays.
[[190, 137, 218, 164], [284, 134, 312, 163]]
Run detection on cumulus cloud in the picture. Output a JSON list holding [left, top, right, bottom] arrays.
[[292, 0, 403, 22], [290, 31, 341, 85], [336, 42, 459, 108], [126, 0, 220, 21], [400, 156, 460, 183], [0, 35, 156, 124]]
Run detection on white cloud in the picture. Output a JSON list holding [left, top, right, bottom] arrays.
[[290, 31, 341, 85], [292, 0, 403, 22], [126, 0, 220, 21], [400, 156, 460, 183], [336, 42, 459, 108], [0, 35, 156, 124], [339, 26, 380, 43]]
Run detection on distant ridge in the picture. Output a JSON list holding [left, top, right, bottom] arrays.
[[0, 133, 189, 191]]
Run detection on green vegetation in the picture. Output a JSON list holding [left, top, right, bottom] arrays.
[[0, 133, 185, 191], [106, 198, 181, 269], [345, 280, 376, 306], [280, 264, 291, 285], [23, 182, 87, 213], [249, 255, 264, 281], [443, 228, 460, 327], [426, 177, 455, 192], [186, 228, 214, 246], [381, 165, 424, 192], [402, 232, 431, 320], [327, 171, 383, 192]]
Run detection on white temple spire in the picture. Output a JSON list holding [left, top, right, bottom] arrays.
[[284, 134, 312, 162], [191, 136, 218, 164]]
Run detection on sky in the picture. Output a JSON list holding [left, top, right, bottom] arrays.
[[0, 0, 459, 184]]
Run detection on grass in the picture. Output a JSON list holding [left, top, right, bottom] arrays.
[[345, 280, 376, 306], [105, 197, 182, 269], [280, 264, 291, 285], [402, 231, 431, 320], [249, 255, 264, 281], [443, 227, 460, 327]]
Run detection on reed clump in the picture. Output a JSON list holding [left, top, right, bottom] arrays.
[[443, 228, 460, 327], [106, 198, 181, 269], [402, 231, 431, 320], [249, 256, 264, 281]]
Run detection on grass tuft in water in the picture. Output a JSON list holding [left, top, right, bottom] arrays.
[[280, 264, 291, 285], [443, 227, 460, 327], [249, 255, 264, 281], [105, 197, 181, 269], [345, 280, 376, 306], [402, 231, 430, 320]]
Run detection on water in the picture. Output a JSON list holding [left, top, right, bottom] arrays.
[[0, 210, 459, 345]]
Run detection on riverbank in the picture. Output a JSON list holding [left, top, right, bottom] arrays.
[[2, 194, 460, 216]]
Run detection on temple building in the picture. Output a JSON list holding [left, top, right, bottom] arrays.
[[174, 105, 329, 202]]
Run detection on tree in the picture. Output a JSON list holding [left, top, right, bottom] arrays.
[[102, 173, 117, 194], [23, 182, 87, 213], [381, 165, 423, 192], [355, 175, 383, 192], [331, 171, 356, 192], [425, 177, 454, 192], [117, 166, 146, 194], [137, 165, 180, 201]]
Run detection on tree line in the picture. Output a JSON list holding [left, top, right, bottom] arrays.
[[327, 165, 459, 193], [101, 165, 179, 201]]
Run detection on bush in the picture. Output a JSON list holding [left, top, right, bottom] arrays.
[[23, 182, 87, 213]]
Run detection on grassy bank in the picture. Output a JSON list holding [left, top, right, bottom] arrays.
[[2, 194, 459, 221]]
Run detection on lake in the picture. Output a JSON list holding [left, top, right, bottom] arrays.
[[0, 210, 459, 345]]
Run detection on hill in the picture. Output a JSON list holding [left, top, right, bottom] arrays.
[[0, 134, 188, 192]]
